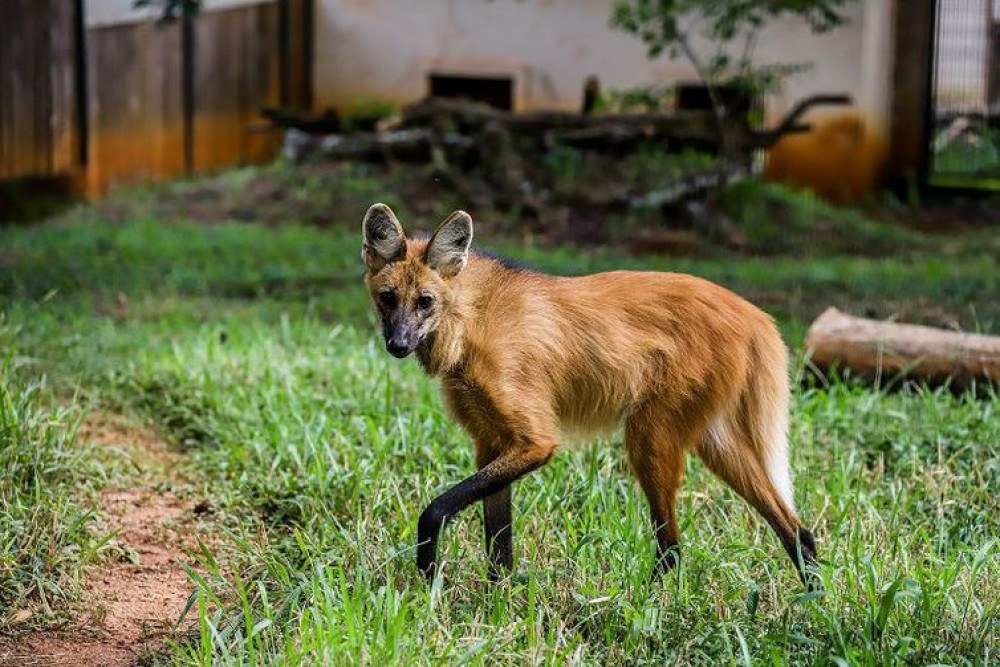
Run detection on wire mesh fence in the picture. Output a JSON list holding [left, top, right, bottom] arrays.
[[929, 0, 1000, 187]]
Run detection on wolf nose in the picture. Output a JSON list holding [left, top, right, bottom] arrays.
[[386, 339, 410, 358]]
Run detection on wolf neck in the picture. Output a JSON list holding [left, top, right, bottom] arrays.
[[415, 254, 505, 377], [416, 315, 466, 377]]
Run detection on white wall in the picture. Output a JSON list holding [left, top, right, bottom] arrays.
[[85, 0, 274, 28], [313, 0, 890, 122]]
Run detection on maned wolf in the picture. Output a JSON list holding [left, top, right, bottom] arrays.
[[361, 203, 818, 584]]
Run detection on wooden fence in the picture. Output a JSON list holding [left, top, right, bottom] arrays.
[[0, 0, 311, 195], [0, 1, 80, 182]]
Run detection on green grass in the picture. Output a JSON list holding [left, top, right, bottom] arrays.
[[927, 176, 1000, 192], [110, 316, 999, 665], [0, 330, 101, 624], [931, 126, 1000, 184], [715, 181, 925, 256], [0, 171, 997, 664]]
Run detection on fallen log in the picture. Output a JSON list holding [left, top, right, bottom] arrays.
[[394, 95, 852, 150], [804, 307, 1000, 390], [282, 128, 474, 163], [262, 107, 342, 134], [629, 164, 747, 209], [394, 97, 720, 147]]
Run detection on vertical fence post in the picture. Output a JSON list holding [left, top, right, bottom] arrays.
[[920, 0, 939, 186], [303, 0, 314, 109], [888, 0, 936, 189], [73, 0, 88, 168], [984, 0, 997, 107], [181, 8, 195, 174], [278, 0, 291, 108]]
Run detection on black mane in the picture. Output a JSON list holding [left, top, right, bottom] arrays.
[[473, 247, 535, 273], [411, 231, 535, 273]]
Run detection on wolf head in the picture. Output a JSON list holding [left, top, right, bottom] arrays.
[[361, 203, 473, 358]]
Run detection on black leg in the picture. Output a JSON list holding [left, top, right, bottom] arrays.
[[483, 486, 513, 579], [416, 447, 550, 580], [651, 515, 681, 577], [784, 526, 820, 589]]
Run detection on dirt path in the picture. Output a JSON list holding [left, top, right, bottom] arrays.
[[1, 414, 211, 667]]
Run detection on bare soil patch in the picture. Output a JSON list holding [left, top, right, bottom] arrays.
[[0, 414, 209, 667]]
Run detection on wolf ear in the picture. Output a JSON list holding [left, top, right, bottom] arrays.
[[426, 210, 473, 277], [362, 203, 406, 272]]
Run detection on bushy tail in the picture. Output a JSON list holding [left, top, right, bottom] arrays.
[[744, 332, 795, 511], [698, 329, 817, 580]]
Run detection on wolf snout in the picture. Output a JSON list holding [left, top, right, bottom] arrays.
[[386, 337, 415, 358]]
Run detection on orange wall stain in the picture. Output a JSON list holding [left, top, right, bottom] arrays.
[[764, 114, 888, 204], [83, 112, 281, 196]]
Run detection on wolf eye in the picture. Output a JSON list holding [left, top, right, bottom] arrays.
[[416, 294, 435, 310], [377, 290, 396, 308]]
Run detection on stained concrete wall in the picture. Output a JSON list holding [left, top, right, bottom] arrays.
[[313, 0, 891, 123]]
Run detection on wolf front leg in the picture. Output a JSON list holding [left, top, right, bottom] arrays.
[[478, 447, 513, 579], [416, 443, 554, 580], [482, 486, 512, 579]]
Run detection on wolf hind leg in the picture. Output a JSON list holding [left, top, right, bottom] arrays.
[[696, 413, 818, 584], [624, 407, 688, 576]]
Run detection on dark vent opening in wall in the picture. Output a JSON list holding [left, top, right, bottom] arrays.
[[428, 74, 514, 110]]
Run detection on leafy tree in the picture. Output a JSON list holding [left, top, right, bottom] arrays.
[[611, 0, 857, 153]]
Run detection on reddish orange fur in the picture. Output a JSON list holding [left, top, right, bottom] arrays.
[[363, 205, 816, 580]]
